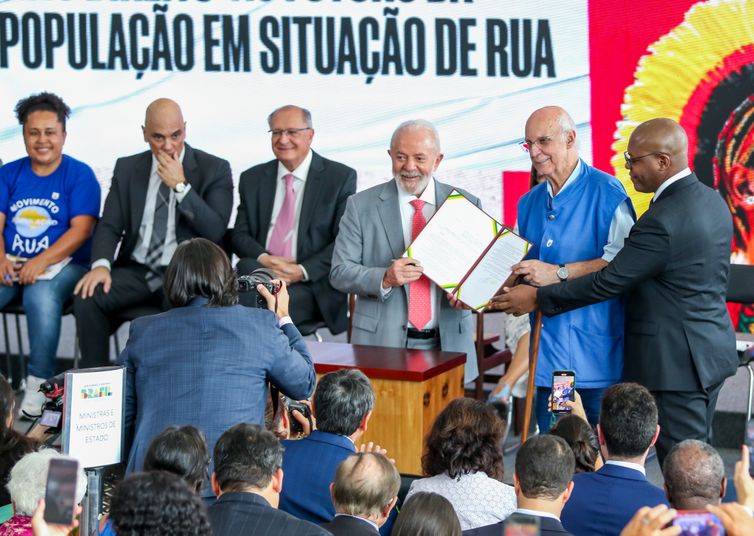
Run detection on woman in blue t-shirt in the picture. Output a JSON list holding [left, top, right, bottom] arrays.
[[0, 93, 101, 416]]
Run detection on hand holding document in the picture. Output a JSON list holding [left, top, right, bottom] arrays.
[[5, 254, 72, 282], [404, 190, 530, 311]]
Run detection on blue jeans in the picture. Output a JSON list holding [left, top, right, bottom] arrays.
[[0, 263, 86, 379], [535, 386, 605, 433]]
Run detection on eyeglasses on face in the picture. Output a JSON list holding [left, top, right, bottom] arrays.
[[269, 127, 311, 139], [518, 135, 555, 153], [623, 151, 666, 168]]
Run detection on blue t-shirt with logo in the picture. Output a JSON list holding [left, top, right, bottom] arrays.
[[0, 155, 101, 266]]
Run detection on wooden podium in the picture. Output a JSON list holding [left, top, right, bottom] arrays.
[[307, 342, 466, 475]]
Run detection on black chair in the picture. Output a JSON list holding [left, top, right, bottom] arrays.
[[110, 304, 162, 359], [296, 319, 327, 342], [1, 295, 77, 388]]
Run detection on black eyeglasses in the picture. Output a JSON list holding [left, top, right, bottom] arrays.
[[623, 151, 666, 168]]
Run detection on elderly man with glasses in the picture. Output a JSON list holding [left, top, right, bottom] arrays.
[[493, 117, 737, 466], [231, 105, 356, 334], [488, 106, 635, 433]]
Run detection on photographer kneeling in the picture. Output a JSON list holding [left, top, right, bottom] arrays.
[[120, 238, 316, 499]]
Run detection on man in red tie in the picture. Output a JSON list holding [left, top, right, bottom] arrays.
[[232, 105, 356, 334], [330, 120, 480, 382]]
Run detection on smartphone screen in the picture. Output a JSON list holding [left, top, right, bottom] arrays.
[[40, 410, 62, 428], [672, 511, 725, 535], [551, 370, 576, 414], [504, 513, 541, 535], [44, 458, 79, 525], [746, 418, 754, 478]]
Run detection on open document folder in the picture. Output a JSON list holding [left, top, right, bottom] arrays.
[[404, 190, 531, 311]]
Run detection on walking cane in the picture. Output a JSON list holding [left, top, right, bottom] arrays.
[[521, 309, 543, 443]]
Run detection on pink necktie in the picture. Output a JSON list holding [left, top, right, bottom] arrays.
[[268, 174, 296, 258], [409, 199, 431, 330]]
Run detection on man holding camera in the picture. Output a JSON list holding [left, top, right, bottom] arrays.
[[120, 238, 316, 499]]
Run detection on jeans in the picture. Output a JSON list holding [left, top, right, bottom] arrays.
[[535, 386, 605, 433], [0, 263, 86, 379]]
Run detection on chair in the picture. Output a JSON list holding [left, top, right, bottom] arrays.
[[296, 319, 327, 342], [110, 304, 162, 359], [1, 296, 78, 387], [473, 311, 512, 400], [726, 264, 754, 425]]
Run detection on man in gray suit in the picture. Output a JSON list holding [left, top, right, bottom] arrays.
[[74, 98, 233, 368], [330, 120, 478, 382]]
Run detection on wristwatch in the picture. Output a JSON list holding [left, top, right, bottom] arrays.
[[557, 264, 569, 282], [173, 181, 186, 194]]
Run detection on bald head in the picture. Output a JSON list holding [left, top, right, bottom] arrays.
[[663, 439, 725, 510], [331, 453, 400, 523], [625, 118, 690, 193], [143, 99, 186, 158], [524, 106, 579, 190]]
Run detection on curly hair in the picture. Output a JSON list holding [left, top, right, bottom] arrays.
[[14, 92, 71, 131], [550, 415, 599, 473], [0, 375, 36, 505], [109, 471, 212, 536], [421, 398, 504, 481]]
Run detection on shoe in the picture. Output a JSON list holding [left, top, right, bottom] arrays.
[[19, 375, 46, 419]]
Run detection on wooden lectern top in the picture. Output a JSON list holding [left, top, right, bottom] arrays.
[[306, 342, 466, 382]]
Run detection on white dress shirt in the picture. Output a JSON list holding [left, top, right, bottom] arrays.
[[605, 459, 646, 476], [653, 167, 692, 202]]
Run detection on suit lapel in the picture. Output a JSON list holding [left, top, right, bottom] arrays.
[[377, 181, 405, 260], [130, 151, 154, 237], [653, 173, 697, 205], [298, 151, 324, 254], [256, 161, 278, 241]]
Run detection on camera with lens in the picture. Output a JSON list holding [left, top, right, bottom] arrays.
[[281, 396, 313, 436], [238, 268, 281, 308]]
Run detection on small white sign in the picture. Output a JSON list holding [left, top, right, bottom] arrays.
[[62, 366, 125, 469]]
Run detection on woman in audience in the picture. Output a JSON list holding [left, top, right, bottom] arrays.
[[405, 398, 515, 530], [392, 492, 461, 536], [0, 93, 100, 417], [0, 376, 37, 508], [97, 425, 211, 536], [109, 471, 212, 536], [550, 414, 602, 473], [0, 449, 85, 535]]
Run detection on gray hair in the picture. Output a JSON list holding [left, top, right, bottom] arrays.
[[7, 449, 87, 517], [314, 369, 374, 437], [663, 439, 725, 508], [332, 453, 400, 518], [267, 105, 313, 128], [390, 119, 441, 152]]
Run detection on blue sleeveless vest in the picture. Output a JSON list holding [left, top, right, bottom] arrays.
[[517, 161, 633, 388]]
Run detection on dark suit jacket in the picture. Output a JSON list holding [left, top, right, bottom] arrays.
[[560, 464, 669, 535], [321, 515, 379, 536], [538, 174, 737, 391], [120, 298, 316, 497], [208, 492, 331, 536], [232, 151, 356, 333], [92, 144, 233, 264], [279, 430, 356, 524], [463, 515, 572, 536]]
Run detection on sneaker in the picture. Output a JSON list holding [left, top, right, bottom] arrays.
[[19, 375, 46, 419]]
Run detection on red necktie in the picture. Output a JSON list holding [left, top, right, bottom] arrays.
[[409, 199, 431, 330]]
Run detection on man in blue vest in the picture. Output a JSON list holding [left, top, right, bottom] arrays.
[[494, 106, 635, 432]]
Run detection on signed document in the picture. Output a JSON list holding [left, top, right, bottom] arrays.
[[405, 190, 530, 310]]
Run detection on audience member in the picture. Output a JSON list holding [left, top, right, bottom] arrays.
[[208, 423, 329, 536], [74, 98, 233, 368], [487, 105, 634, 432], [109, 471, 211, 536], [321, 453, 400, 536], [330, 119, 479, 382], [707, 502, 754, 536], [0, 92, 100, 416], [0, 376, 36, 506], [466, 435, 575, 536], [280, 369, 375, 523], [1, 450, 86, 536], [391, 492, 461, 536], [405, 397, 515, 530], [120, 238, 316, 498], [142, 425, 210, 493], [30, 500, 82, 536], [232, 104, 356, 334], [561, 383, 669, 536], [550, 392, 602, 473], [663, 439, 726, 510]]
